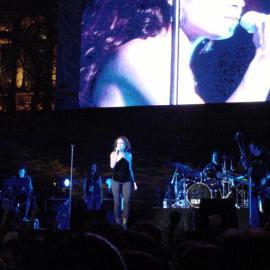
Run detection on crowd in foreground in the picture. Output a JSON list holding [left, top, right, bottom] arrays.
[[0, 208, 270, 270]]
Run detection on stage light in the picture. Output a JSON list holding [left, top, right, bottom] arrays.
[[105, 178, 112, 190], [63, 178, 70, 188], [51, 177, 71, 199]]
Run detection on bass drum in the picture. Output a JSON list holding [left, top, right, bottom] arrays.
[[187, 183, 212, 208]]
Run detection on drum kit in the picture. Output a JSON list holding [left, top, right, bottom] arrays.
[[165, 160, 249, 209]]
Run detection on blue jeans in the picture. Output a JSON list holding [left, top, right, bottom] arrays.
[[111, 180, 132, 223], [85, 194, 102, 210]]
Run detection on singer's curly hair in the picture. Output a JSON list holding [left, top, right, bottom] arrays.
[[79, 0, 171, 107], [113, 136, 132, 153]]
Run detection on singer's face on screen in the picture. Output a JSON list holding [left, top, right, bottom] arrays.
[[116, 138, 126, 152], [181, 0, 245, 40]]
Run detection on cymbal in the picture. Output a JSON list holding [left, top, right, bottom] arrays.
[[229, 174, 248, 182], [176, 162, 192, 171], [168, 162, 191, 169], [169, 162, 201, 178]]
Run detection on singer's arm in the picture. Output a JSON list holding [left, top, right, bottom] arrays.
[[227, 14, 270, 102], [126, 153, 138, 190]]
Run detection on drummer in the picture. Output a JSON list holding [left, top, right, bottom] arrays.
[[202, 151, 222, 180], [202, 151, 223, 198]]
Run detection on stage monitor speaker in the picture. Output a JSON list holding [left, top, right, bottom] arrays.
[[128, 207, 155, 227], [152, 208, 195, 231], [71, 209, 107, 230], [45, 198, 69, 230], [45, 198, 108, 230], [263, 198, 270, 216], [198, 199, 238, 231]]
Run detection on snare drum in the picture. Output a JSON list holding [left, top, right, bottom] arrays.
[[187, 183, 212, 208]]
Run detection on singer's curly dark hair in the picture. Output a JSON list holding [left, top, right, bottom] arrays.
[[79, 0, 171, 107], [113, 136, 132, 153]]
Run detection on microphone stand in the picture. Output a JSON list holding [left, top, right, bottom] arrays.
[[171, 163, 178, 185], [235, 134, 252, 226], [90, 172, 94, 210], [68, 144, 75, 230], [170, 0, 181, 105]]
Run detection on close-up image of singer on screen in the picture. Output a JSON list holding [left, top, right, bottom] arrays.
[[79, 0, 270, 108]]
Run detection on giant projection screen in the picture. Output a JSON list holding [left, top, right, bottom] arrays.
[[58, 0, 270, 109]]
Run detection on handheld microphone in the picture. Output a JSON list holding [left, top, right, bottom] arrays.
[[116, 150, 119, 155], [234, 131, 239, 140], [234, 131, 243, 141], [240, 11, 267, 34]]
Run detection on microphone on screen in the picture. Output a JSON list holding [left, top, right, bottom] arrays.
[[240, 11, 267, 34]]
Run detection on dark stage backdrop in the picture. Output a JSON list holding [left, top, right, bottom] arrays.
[[1, 103, 270, 207]]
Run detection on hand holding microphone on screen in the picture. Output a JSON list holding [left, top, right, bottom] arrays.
[[227, 10, 270, 103], [240, 11, 268, 34], [240, 11, 270, 53]]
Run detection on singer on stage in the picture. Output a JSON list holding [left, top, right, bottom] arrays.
[[110, 136, 137, 228], [80, 0, 270, 107]]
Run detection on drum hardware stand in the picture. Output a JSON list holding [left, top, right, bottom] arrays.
[[236, 183, 248, 208], [221, 158, 230, 198], [234, 184, 241, 208], [222, 180, 226, 198], [179, 177, 189, 208], [163, 164, 177, 208], [67, 144, 75, 230], [169, 163, 190, 208], [170, 163, 179, 185], [234, 181, 243, 208], [235, 132, 252, 224], [171, 175, 189, 209], [169, 164, 179, 207], [221, 174, 232, 199], [200, 172, 203, 183]]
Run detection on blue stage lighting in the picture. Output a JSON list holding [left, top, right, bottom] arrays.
[[63, 178, 70, 187]]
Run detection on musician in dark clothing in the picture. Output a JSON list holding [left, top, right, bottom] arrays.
[[82, 163, 103, 210], [203, 151, 222, 179], [2, 165, 33, 220], [110, 136, 137, 227], [202, 151, 223, 198], [248, 142, 270, 228]]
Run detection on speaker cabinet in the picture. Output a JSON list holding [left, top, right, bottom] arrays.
[[198, 198, 238, 231], [45, 198, 69, 229]]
